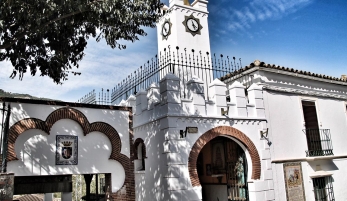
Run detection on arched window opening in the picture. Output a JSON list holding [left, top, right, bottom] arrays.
[[137, 143, 145, 170], [134, 138, 146, 171]]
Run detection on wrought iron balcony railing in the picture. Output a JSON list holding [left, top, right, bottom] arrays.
[[304, 129, 333, 157]]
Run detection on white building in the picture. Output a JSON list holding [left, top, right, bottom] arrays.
[[1, 0, 347, 201], [125, 61, 347, 201], [123, 0, 347, 200]]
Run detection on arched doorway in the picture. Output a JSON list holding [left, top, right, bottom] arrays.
[[188, 126, 261, 201], [197, 136, 248, 201]]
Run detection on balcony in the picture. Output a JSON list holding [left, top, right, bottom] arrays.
[[304, 129, 333, 157]]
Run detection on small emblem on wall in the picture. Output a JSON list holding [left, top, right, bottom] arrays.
[[182, 14, 203, 36], [56, 135, 78, 165]]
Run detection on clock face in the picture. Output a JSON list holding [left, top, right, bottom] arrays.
[[161, 19, 172, 40], [182, 14, 203, 36], [162, 22, 170, 36], [186, 19, 199, 32]]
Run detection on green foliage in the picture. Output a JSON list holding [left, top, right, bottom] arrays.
[[53, 192, 61, 198], [72, 174, 105, 201], [0, 0, 160, 84]]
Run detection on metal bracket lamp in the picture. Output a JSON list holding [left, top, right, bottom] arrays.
[[260, 128, 269, 138], [221, 107, 229, 116], [180, 127, 198, 138], [260, 128, 272, 146]]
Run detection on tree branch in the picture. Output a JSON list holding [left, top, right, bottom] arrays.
[[0, 2, 97, 50]]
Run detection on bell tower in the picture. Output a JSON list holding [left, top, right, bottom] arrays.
[[157, 0, 211, 56]]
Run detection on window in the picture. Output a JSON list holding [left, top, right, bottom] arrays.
[[302, 100, 319, 129], [137, 143, 145, 170], [134, 138, 146, 171], [312, 176, 335, 201], [302, 100, 321, 156], [301, 100, 333, 157]]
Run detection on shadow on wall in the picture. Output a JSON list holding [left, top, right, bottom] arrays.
[[134, 126, 165, 200], [127, 72, 266, 200], [8, 118, 126, 193]]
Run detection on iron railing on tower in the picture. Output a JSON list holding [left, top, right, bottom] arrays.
[[78, 46, 254, 105], [77, 89, 111, 105]]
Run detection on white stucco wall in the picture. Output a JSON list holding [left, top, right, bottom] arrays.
[[129, 72, 272, 201], [130, 70, 347, 201], [133, 117, 270, 201], [3, 102, 131, 193], [157, 1, 210, 57], [262, 76, 347, 200]]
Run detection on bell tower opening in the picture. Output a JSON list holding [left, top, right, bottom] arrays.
[[197, 136, 249, 201]]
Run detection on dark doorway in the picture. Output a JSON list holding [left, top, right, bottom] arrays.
[[302, 100, 323, 156], [198, 136, 248, 201]]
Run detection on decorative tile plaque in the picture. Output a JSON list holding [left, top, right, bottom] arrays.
[[56, 135, 78, 165], [283, 162, 306, 201]]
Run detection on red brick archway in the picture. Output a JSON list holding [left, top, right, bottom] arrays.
[[188, 126, 261, 187], [8, 107, 134, 201]]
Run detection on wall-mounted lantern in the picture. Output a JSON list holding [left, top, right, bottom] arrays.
[[221, 108, 229, 116], [260, 128, 269, 138]]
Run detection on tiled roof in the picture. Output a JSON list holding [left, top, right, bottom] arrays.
[[221, 60, 347, 83]]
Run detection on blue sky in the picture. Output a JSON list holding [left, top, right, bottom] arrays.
[[1, 0, 346, 102]]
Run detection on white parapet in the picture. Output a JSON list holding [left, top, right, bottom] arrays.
[[208, 79, 227, 116], [128, 74, 266, 127], [147, 83, 160, 110], [248, 83, 265, 118], [228, 81, 247, 117]]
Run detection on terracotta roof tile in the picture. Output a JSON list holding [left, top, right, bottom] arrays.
[[221, 61, 347, 83]]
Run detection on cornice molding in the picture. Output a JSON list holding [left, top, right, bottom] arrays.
[[263, 84, 347, 100], [133, 114, 267, 129]]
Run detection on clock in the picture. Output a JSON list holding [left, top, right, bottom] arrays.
[[186, 18, 199, 32], [161, 19, 172, 40], [182, 14, 203, 36]]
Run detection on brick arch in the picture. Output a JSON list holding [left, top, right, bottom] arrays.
[[45, 107, 90, 135], [133, 138, 147, 159], [8, 118, 49, 161], [188, 126, 261, 187], [8, 107, 122, 161], [8, 106, 134, 200], [8, 107, 134, 200]]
